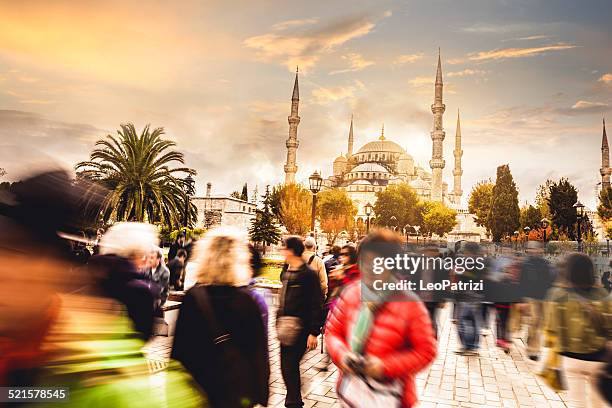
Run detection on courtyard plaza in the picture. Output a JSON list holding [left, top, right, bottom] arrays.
[[143, 296, 578, 408]]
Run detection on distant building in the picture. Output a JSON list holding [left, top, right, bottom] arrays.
[[192, 182, 256, 232], [447, 209, 488, 242]]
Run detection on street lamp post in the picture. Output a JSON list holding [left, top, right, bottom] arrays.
[[183, 174, 195, 228], [365, 202, 373, 233], [541, 218, 550, 252], [308, 171, 323, 235], [573, 200, 585, 252]]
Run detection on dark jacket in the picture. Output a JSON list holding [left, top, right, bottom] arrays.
[[172, 285, 269, 408], [278, 263, 323, 336], [148, 263, 170, 306], [168, 241, 188, 261], [519, 256, 556, 300], [87, 254, 155, 339], [167, 258, 185, 290]]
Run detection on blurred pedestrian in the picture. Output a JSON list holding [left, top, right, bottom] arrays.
[[543, 253, 611, 407], [0, 170, 204, 407], [172, 227, 269, 408], [315, 244, 359, 372], [520, 241, 556, 361], [455, 242, 487, 355], [303, 236, 328, 299], [277, 236, 323, 408], [602, 262, 611, 293], [246, 244, 269, 341], [148, 246, 170, 311], [89, 222, 159, 339], [326, 230, 437, 408], [168, 232, 189, 261], [323, 245, 341, 274], [168, 249, 188, 290], [418, 243, 449, 338]]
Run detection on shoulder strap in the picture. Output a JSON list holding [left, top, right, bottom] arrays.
[[308, 254, 316, 265], [191, 285, 231, 345]]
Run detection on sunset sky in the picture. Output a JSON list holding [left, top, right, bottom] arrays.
[[0, 0, 610, 208]]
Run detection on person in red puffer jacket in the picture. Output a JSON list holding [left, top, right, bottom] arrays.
[[325, 230, 437, 408]]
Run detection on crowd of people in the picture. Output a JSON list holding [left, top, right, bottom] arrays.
[[1, 169, 611, 408]]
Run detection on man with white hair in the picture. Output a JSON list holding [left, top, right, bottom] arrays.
[[89, 222, 159, 339], [302, 236, 328, 299], [148, 247, 170, 309]]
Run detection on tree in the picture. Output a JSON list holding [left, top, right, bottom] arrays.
[[317, 189, 357, 244], [0, 168, 6, 178], [488, 164, 520, 242], [276, 183, 311, 235], [468, 181, 494, 233], [249, 187, 281, 253], [520, 205, 542, 230], [230, 191, 242, 199], [75, 123, 196, 228], [604, 221, 612, 240], [598, 186, 612, 221], [373, 183, 420, 229], [241, 183, 248, 201], [420, 201, 457, 237], [548, 178, 578, 240], [535, 179, 554, 219]]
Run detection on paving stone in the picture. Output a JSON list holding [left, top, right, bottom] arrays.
[[144, 301, 569, 408]]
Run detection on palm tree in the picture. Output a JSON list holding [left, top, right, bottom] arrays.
[[76, 123, 197, 228]]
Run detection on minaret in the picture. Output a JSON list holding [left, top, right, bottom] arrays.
[[601, 118, 611, 189], [284, 68, 300, 184], [429, 48, 446, 202], [347, 114, 354, 157], [452, 109, 463, 204]]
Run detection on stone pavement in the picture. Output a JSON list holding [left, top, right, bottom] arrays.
[[144, 303, 575, 408]]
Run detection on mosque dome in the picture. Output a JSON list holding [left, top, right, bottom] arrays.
[[357, 139, 406, 154]]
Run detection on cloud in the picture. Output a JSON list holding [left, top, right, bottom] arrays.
[[447, 69, 488, 78], [0, 110, 103, 178], [329, 53, 374, 75], [311, 84, 357, 104], [446, 57, 466, 65], [460, 23, 528, 34], [271, 18, 319, 31], [502, 35, 550, 42], [567, 100, 609, 114], [599, 73, 612, 84], [408, 76, 433, 87], [393, 53, 424, 65], [468, 43, 577, 62], [243, 12, 390, 72]]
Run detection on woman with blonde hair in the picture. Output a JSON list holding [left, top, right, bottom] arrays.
[[172, 226, 269, 408]]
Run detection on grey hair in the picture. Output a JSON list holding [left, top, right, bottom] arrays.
[[98, 222, 159, 259]]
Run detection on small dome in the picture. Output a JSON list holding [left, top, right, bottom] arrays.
[[334, 155, 347, 163]]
